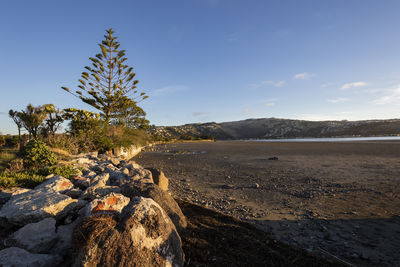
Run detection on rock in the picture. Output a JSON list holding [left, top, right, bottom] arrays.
[[147, 168, 169, 191], [122, 168, 130, 176], [82, 173, 110, 199], [11, 218, 57, 253], [110, 157, 121, 167], [71, 176, 90, 189], [0, 188, 30, 205], [64, 188, 83, 199], [0, 189, 78, 226], [90, 173, 110, 187], [72, 197, 184, 267], [0, 247, 62, 267], [121, 182, 187, 232], [116, 167, 153, 186], [76, 157, 92, 165], [52, 218, 80, 255], [35, 176, 74, 193], [268, 156, 279, 160], [84, 193, 130, 216], [93, 186, 122, 198]]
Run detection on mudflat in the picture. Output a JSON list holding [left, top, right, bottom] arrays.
[[135, 140, 400, 267]]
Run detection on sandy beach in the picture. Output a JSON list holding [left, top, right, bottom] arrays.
[[135, 140, 400, 267]]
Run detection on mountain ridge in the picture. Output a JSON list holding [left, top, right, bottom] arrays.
[[150, 117, 400, 140]]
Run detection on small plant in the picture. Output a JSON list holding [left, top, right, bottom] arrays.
[[24, 139, 57, 168], [0, 170, 45, 189], [37, 165, 79, 178]]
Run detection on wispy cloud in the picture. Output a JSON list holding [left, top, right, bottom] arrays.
[[192, 112, 211, 117], [151, 85, 187, 97], [327, 97, 349, 103], [249, 80, 286, 89], [243, 108, 258, 116], [341, 81, 367, 90], [371, 87, 400, 105], [293, 72, 316, 80], [263, 98, 277, 107], [262, 80, 286, 87]]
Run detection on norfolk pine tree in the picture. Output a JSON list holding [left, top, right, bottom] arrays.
[[61, 29, 148, 124]]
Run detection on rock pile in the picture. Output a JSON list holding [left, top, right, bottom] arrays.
[[0, 153, 186, 267]]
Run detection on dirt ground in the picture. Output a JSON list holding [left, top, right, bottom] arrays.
[[135, 141, 400, 267]]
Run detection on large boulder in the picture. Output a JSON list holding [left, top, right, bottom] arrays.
[[52, 218, 80, 256], [83, 193, 130, 216], [82, 173, 110, 200], [0, 189, 78, 226], [0, 188, 30, 206], [34, 175, 74, 193], [116, 166, 154, 186], [0, 247, 62, 267], [147, 168, 169, 191], [121, 182, 187, 233], [72, 197, 184, 267], [11, 218, 57, 253]]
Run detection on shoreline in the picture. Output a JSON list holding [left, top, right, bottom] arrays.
[[135, 140, 400, 267]]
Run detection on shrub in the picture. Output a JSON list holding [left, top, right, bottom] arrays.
[[0, 170, 45, 189], [24, 139, 57, 168], [7, 158, 24, 171], [37, 165, 80, 179]]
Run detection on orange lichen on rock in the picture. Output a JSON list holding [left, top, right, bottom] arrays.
[[106, 196, 119, 205]]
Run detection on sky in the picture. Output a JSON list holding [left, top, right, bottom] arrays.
[[1, 0, 400, 134]]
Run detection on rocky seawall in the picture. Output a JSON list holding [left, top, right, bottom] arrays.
[[0, 151, 186, 267]]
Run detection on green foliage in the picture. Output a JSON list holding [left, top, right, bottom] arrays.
[[18, 104, 48, 139], [36, 165, 79, 178], [0, 135, 5, 147], [41, 104, 64, 137], [61, 108, 150, 153], [61, 28, 148, 123], [24, 139, 57, 168], [111, 97, 150, 129], [5, 135, 20, 148], [0, 170, 45, 189], [0, 165, 80, 189]]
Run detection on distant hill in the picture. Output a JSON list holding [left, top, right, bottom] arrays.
[[150, 118, 400, 140]]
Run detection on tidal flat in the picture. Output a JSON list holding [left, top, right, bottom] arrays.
[[136, 140, 400, 267]]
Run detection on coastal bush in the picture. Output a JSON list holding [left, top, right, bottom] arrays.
[[37, 165, 80, 178], [0, 170, 45, 189], [0, 165, 80, 189], [24, 139, 57, 168]]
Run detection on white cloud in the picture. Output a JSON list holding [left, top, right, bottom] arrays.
[[264, 102, 275, 107], [327, 97, 349, 103], [192, 112, 211, 117], [151, 85, 187, 96], [341, 81, 367, 90], [262, 80, 286, 87], [371, 87, 400, 105], [293, 72, 316, 80]]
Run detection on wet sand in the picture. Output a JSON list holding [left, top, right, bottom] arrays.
[[135, 141, 400, 267]]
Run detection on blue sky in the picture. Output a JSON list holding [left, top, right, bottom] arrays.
[[1, 0, 400, 134]]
